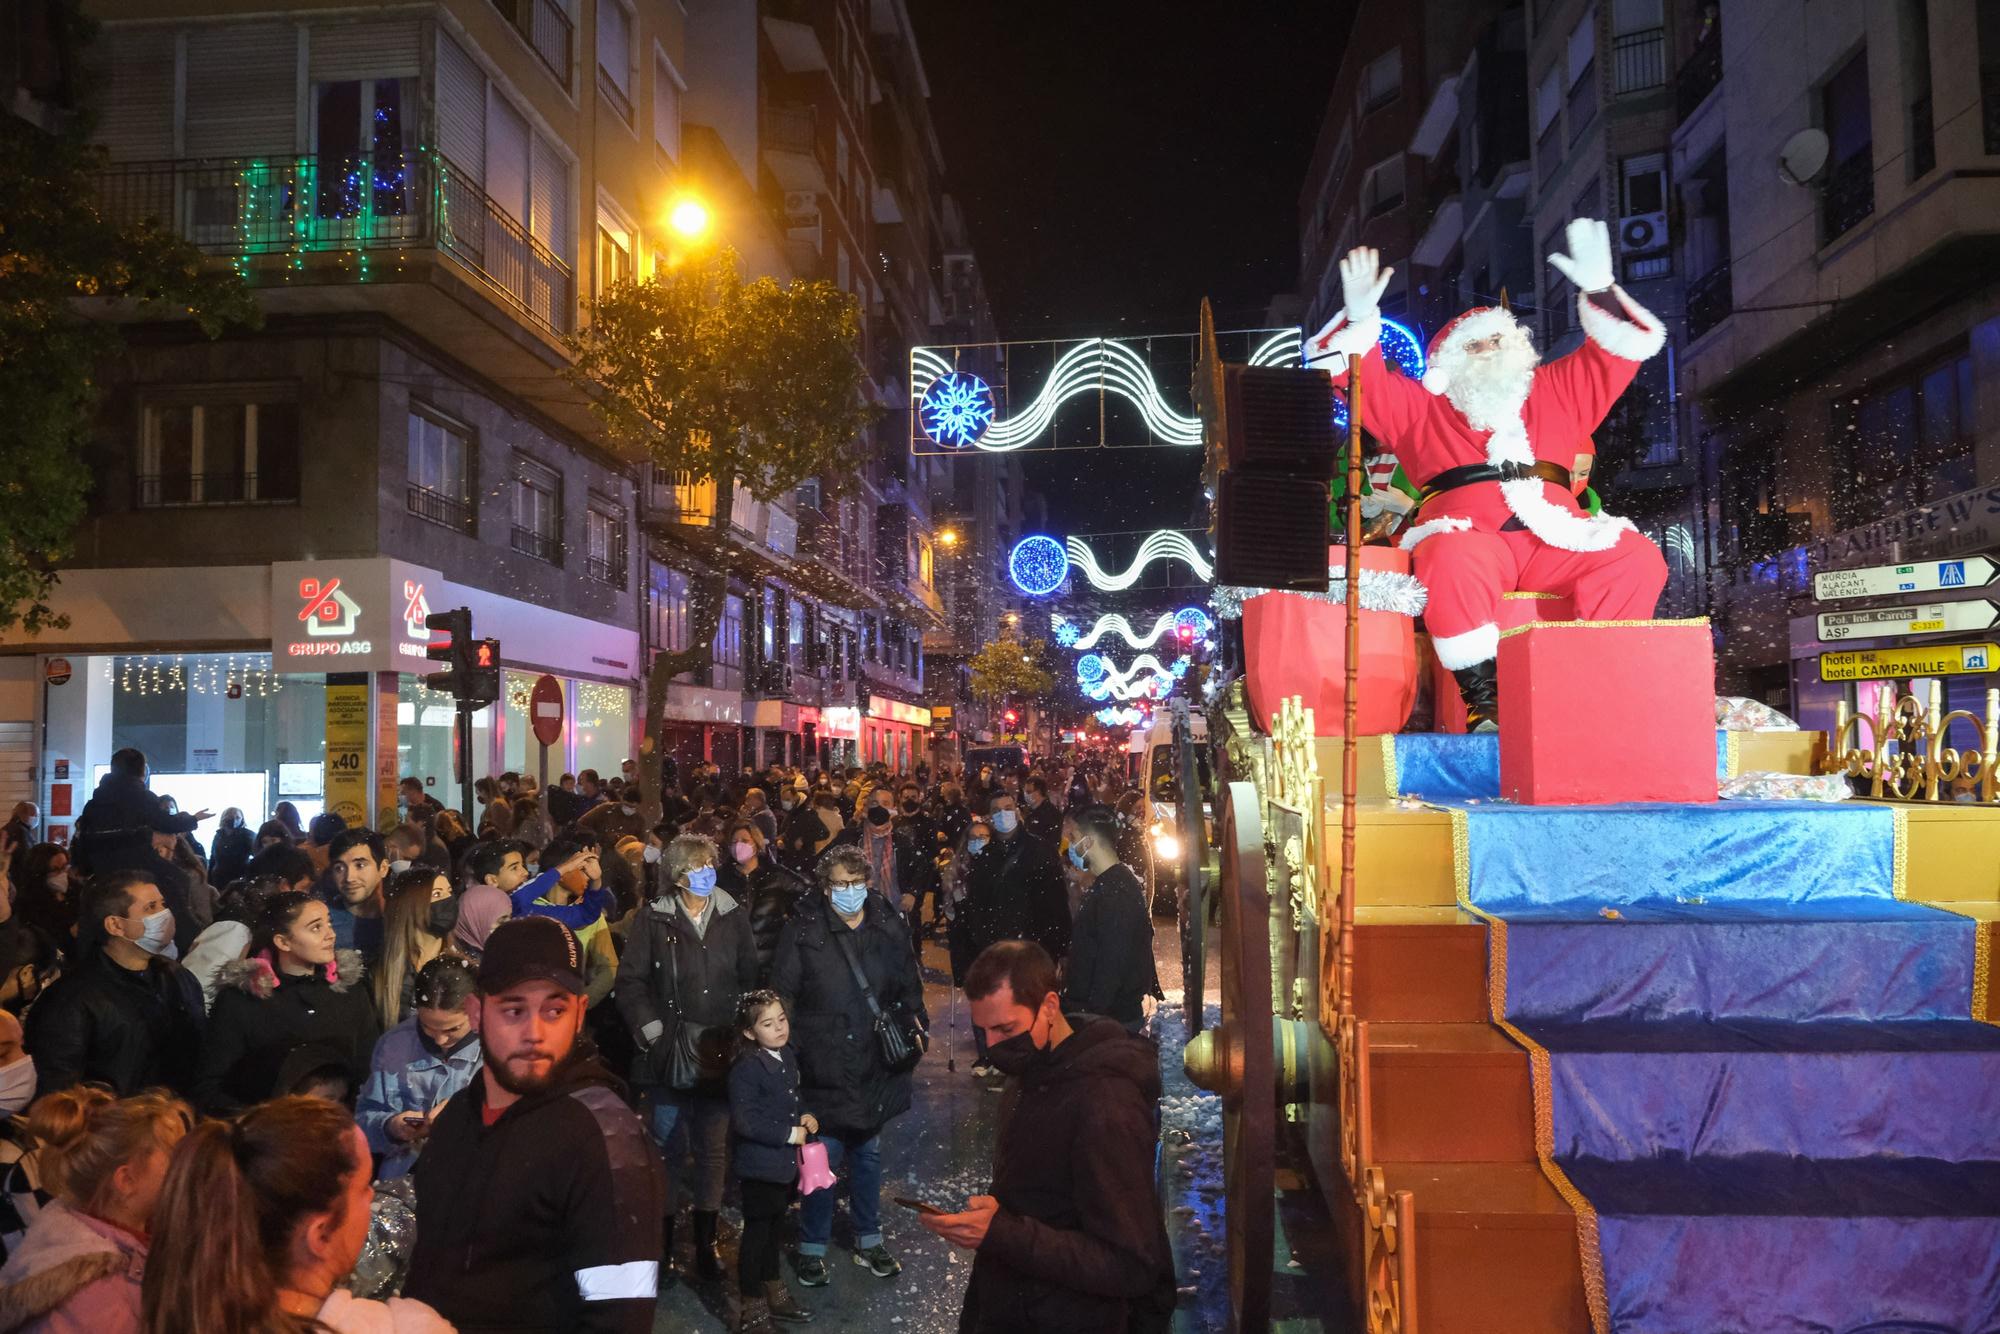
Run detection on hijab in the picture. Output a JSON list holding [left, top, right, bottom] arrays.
[[452, 883, 512, 958]]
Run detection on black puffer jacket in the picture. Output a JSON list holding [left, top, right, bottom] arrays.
[[743, 861, 809, 984], [768, 893, 926, 1137], [193, 949, 380, 1113], [961, 830, 1072, 964], [615, 888, 758, 1092], [68, 774, 202, 953], [25, 950, 204, 1097], [959, 1018, 1177, 1334]]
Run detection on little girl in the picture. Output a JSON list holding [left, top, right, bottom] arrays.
[[728, 989, 816, 1331]]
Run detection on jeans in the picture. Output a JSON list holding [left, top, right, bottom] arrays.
[[647, 1089, 731, 1214], [795, 1129, 883, 1255]]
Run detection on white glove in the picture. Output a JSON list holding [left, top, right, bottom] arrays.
[[1545, 217, 1615, 293], [1338, 247, 1393, 323]]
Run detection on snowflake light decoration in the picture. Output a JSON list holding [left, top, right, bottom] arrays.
[[1051, 614, 1081, 648], [1008, 535, 1070, 597], [918, 371, 996, 448]]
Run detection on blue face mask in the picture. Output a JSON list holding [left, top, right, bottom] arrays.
[[682, 865, 717, 898], [966, 837, 988, 855], [1067, 840, 1089, 871], [830, 885, 869, 917]]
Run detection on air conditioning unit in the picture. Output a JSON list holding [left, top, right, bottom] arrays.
[[1618, 211, 1669, 253], [783, 190, 818, 218]]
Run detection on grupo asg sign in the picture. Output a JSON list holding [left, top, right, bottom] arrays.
[[270, 559, 441, 675]]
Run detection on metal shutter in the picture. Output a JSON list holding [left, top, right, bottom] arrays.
[[184, 23, 298, 158], [530, 133, 569, 256], [308, 18, 421, 82], [436, 32, 484, 183], [94, 26, 175, 160], [486, 91, 529, 225]]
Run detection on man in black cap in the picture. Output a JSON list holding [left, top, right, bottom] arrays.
[[404, 916, 664, 1333]]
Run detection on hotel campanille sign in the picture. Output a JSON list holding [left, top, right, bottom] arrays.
[[269, 559, 442, 675]]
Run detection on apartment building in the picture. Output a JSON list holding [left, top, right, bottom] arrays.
[[1674, 0, 2000, 722]]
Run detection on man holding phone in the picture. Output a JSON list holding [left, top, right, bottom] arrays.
[[921, 940, 1176, 1333]]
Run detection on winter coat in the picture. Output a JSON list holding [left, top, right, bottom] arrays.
[[0, 1200, 146, 1334], [962, 831, 1072, 964], [958, 1019, 1177, 1334], [356, 1018, 484, 1179], [312, 1288, 455, 1334], [1022, 798, 1062, 845], [777, 805, 829, 871], [615, 889, 757, 1092], [728, 1045, 804, 1185], [1063, 865, 1158, 1027], [767, 893, 926, 1137], [67, 773, 195, 873], [0, 1121, 48, 1269], [205, 825, 255, 890], [743, 862, 809, 985], [193, 949, 379, 1114], [24, 951, 204, 1098], [404, 1048, 663, 1334]]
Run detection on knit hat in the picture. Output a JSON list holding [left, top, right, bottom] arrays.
[[1420, 307, 1524, 396]]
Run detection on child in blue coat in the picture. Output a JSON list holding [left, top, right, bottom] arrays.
[[729, 989, 816, 1329], [355, 956, 482, 1179]]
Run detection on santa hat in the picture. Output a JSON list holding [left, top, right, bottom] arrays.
[[1419, 307, 1525, 396]]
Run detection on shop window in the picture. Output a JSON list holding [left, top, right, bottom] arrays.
[[571, 679, 634, 782], [407, 408, 474, 532], [511, 454, 562, 563], [585, 496, 628, 588], [139, 399, 300, 507]]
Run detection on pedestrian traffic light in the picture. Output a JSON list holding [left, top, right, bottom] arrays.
[[424, 608, 471, 696], [464, 638, 502, 707]]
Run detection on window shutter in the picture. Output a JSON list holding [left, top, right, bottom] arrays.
[[487, 92, 530, 225], [185, 23, 298, 157], [437, 34, 485, 182], [95, 26, 175, 160], [309, 19, 420, 82], [597, 2, 631, 91], [654, 55, 681, 158], [530, 133, 569, 256]]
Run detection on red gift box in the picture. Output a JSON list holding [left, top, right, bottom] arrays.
[[1498, 619, 1715, 805], [1430, 592, 1577, 734], [1243, 545, 1418, 736]]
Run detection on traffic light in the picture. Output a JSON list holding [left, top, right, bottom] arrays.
[[1003, 708, 1019, 727], [465, 638, 502, 707], [424, 608, 471, 696]]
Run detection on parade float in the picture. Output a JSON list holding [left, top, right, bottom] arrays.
[[1177, 297, 2000, 1334]]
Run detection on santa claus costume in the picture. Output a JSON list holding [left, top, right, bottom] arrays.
[[1306, 218, 1669, 729]]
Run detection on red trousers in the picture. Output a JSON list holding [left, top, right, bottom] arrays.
[[1415, 526, 1667, 668]]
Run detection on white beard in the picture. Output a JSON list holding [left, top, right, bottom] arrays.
[[1443, 338, 1539, 432]]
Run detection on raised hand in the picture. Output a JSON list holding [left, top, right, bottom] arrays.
[[1339, 246, 1393, 323], [1546, 217, 1615, 293]]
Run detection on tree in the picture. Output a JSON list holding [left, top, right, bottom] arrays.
[[0, 111, 256, 633], [565, 245, 876, 814], [968, 633, 1055, 703]]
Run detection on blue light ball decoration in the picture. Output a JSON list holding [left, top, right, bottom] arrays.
[[1331, 316, 1426, 432], [1172, 606, 1214, 639], [1075, 653, 1108, 685], [918, 370, 996, 448], [1008, 535, 1069, 597]]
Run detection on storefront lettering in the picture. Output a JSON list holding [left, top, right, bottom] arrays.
[[286, 640, 374, 657]]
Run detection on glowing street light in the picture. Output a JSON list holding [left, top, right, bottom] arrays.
[[937, 528, 959, 546], [667, 196, 711, 239]]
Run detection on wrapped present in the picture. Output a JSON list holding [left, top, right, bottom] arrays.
[[1240, 545, 1422, 736], [1431, 591, 1577, 734]]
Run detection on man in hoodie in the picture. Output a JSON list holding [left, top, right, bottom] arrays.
[[405, 916, 664, 1333], [924, 940, 1176, 1333]]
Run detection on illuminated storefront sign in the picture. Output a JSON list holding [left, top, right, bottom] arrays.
[[868, 695, 932, 727], [270, 559, 439, 674], [820, 706, 862, 740]]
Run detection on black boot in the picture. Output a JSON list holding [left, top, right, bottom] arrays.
[[693, 1209, 725, 1282], [661, 1214, 678, 1287], [1451, 660, 1500, 733]]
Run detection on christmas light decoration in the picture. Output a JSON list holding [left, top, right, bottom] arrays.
[[1065, 531, 1212, 591], [1008, 535, 1070, 597], [1331, 317, 1427, 430], [918, 371, 996, 447], [1054, 607, 1215, 651]]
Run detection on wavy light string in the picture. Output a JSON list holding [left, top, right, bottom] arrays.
[[1065, 531, 1213, 592], [1054, 607, 1215, 651]]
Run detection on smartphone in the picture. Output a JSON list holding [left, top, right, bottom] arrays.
[[893, 1196, 945, 1216]]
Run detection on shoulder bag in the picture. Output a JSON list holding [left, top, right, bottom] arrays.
[[829, 926, 927, 1075], [661, 931, 732, 1091]]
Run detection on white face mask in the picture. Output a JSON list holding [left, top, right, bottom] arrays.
[[45, 874, 66, 894], [129, 908, 175, 956], [389, 859, 412, 875], [642, 844, 662, 864], [0, 1057, 35, 1118]]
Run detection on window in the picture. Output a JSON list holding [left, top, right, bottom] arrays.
[[649, 562, 690, 653], [1821, 47, 1874, 241], [1838, 350, 1979, 520], [1535, 65, 1563, 134], [1621, 154, 1666, 215], [788, 599, 808, 670], [1359, 48, 1402, 114], [139, 400, 300, 507], [1361, 154, 1405, 218], [511, 454, 562, 563], [407, 409, 473, 531], [715, 594, 745, 690], [597, 0, 634, 121], [1568, 5, 1597, 86], [585, 496, 628, 588], [311, 78, 417, 228], [653, 51, 682, 160], [597, 220, 633, 292]]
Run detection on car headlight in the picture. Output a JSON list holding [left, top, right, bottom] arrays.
[[1152, 831, 1181, 861]]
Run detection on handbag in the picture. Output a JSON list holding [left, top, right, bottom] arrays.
[[659, 934, 732, 1091], [830, 925, 927, 1075], [797, 1140, 837, 1195]]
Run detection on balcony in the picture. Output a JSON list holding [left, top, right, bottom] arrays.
[[1611, 27, 1665, 95], [490, 0, 572, 93], [137, 470, 296, 508], [1676, 27, 1722, 122], [1686, 263, 1733, 341], [642, 468, 724, 529], [89, 153, 575, 339], [585, 553, 626, 588], [510, 524, 561, 564], [406, 483, 474, 532], [1820, 150, 1874, 245], [761, 102, 826, 194]]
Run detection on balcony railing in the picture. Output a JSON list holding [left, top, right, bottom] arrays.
[[763, 102, 817, 157], [1984, 64, 2000, 154], [586, 553, 626, 587], [1686, 262, 1732, 341], [1676, 27, 1722, 121], [89, 153, 575, 337], [510, 524, 561, 563], [1567, 63, 1597, 145], [491, 0, 572, 92], [1612, 28, 1665, 94], [407, 483, 474, 532], [1820, 150, 1874, 244], [136, 470, 296, 508]]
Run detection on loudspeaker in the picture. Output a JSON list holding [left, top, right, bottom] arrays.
[[1221, 364, 1338, 478], [1215, 471, 1329, 590]]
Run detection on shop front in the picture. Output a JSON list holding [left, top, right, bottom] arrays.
[[863, 694, 931, 773]]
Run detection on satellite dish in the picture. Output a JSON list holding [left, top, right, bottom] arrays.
[[1778, 128, 1830, 186]]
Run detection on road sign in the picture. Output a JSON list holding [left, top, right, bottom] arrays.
[[1817, 599, 2000, 641], [1819, 642, 1999, 682], [43, 658, 70, 685], [530, 674, 565, 746], [1814, 555, 1998, 601]]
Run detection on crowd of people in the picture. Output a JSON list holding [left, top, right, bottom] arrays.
[[0, 742, 1174, 1332]]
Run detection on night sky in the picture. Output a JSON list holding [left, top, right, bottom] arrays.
[[908, 3, 1353, 535]]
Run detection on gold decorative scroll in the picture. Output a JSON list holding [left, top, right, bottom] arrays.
[[1827, 683, 2000, 803]]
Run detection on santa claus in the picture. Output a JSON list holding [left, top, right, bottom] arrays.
[[1306, 218, 1669, 730]]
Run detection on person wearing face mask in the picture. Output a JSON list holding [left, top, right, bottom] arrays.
[[1019, 777, 1061, 844], [721, 821, 810, 987], [356, 956, 482, 1181], [0, 808, 36, 895], [1059, 807, 1163, 1033], [0, 1012, 50, 1265], [768, 846, 926, 1287], [371, 869, 462, 1029], [964, 794, 1071, 976], [25, 872, 204, 1100], [617, 833, 758, 1285], [13, 845, 74, 967], [922, 940, 1176, 1333], [854, 792, 911, 927], [580, 784, 650, 845]]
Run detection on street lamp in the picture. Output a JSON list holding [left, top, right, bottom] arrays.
[[937, 528, 959, 546], [667, 195, 711, 240]]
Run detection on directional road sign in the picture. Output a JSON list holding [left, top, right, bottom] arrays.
[[1814, 555, 1997, 601], [1817, 599, 2000, 642], [1819, 642, 1999, 682]]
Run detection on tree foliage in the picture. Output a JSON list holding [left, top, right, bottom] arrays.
[[0, 115, 257, 633], [968, 633, 1055, 703]]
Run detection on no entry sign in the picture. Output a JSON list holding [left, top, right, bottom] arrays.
[[531, 674, 565, 746]]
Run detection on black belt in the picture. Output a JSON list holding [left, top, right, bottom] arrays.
[[1419, 460, 1571, 502]]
